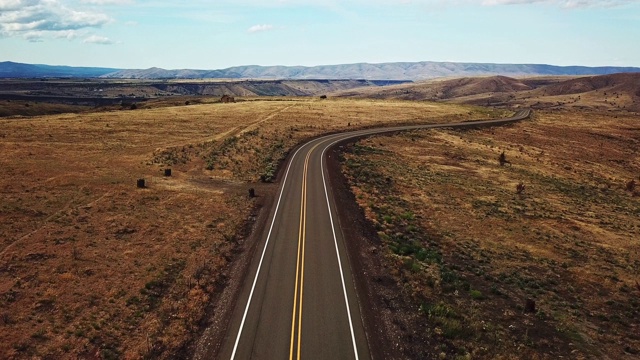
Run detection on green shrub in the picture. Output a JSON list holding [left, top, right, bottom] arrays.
[[470, 289, 485, 300]]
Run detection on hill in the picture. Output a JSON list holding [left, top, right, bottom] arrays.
[[335, 73, 640, 112], [2, 60, 640, 80]]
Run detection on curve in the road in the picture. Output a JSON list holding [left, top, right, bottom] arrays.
[[217, 109, 531, 360]]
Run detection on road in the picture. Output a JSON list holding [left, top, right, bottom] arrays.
[[217, 109, 531, 360]]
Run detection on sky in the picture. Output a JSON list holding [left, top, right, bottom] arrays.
[[1, 0, 639, 69]]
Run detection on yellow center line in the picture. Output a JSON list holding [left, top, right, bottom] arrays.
[[297, 150, 309, 360], [289, 144, 319, 360], [289, 158, 305, 360]]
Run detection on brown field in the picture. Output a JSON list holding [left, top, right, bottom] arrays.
[[342, 109, 640, 359], [0, 98, 487, 359]]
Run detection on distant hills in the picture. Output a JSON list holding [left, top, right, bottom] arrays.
[[335, 73, 640, 112], [95, 62, 640, 80], [2, 61, 640, 80], [0, 61, 118, 78]]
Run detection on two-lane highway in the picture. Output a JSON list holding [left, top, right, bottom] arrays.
[[216, 109, 531, 360], [220, 135, 368, 360]]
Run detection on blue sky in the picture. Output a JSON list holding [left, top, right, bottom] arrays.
[[1, 0, 639, 69]]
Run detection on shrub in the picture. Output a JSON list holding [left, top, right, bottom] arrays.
[[205, 159, 215, 170], [470, 289, 485, 300], [421, 302, 457, 318], [31, 329, 48, 340], [260, 163, 276, 182], [400, 211, 415, 220], [441, 318, 472, 339]]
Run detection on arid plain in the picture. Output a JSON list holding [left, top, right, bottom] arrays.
[[0, 95, 485, 359], [1, 74, 639, 359]]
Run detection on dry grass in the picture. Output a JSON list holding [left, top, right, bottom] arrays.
[[342, 109, 640, 359], [148, 98, 492, 182], [0, 98, 486, 359]]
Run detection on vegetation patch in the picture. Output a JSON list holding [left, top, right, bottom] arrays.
[[342, 109, 639, 359]]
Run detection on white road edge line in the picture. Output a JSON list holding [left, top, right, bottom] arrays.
[[321, 137, 360, 360], [230, 144, 307, 360]]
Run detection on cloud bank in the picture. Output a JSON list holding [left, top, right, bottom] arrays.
[[0, 0, 114, 42]]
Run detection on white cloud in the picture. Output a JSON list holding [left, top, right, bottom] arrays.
[[83, 34, 115, 44], [24, 30, 44, 42], [0, 0, 112, 41], [247, 24, 275, 33], [53, 29, 80, 39]]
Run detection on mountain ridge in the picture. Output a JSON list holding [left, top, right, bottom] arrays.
[[2, 60, 640, 80], [0, 61, 119, 78]]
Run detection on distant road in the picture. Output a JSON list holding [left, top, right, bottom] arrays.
[[216, 109, 531, 360]]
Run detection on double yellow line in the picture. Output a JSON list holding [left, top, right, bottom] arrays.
[[289, 144, 317, 360]]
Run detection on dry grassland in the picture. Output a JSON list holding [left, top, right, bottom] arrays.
[[0, 98, 485, 359], [342, 109, 640, 359]]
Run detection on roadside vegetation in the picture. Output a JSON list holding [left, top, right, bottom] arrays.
[[342, 109, 640, 359]]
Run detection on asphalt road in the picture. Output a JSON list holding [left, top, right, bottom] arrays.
[[217, 109, 531, 360]]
